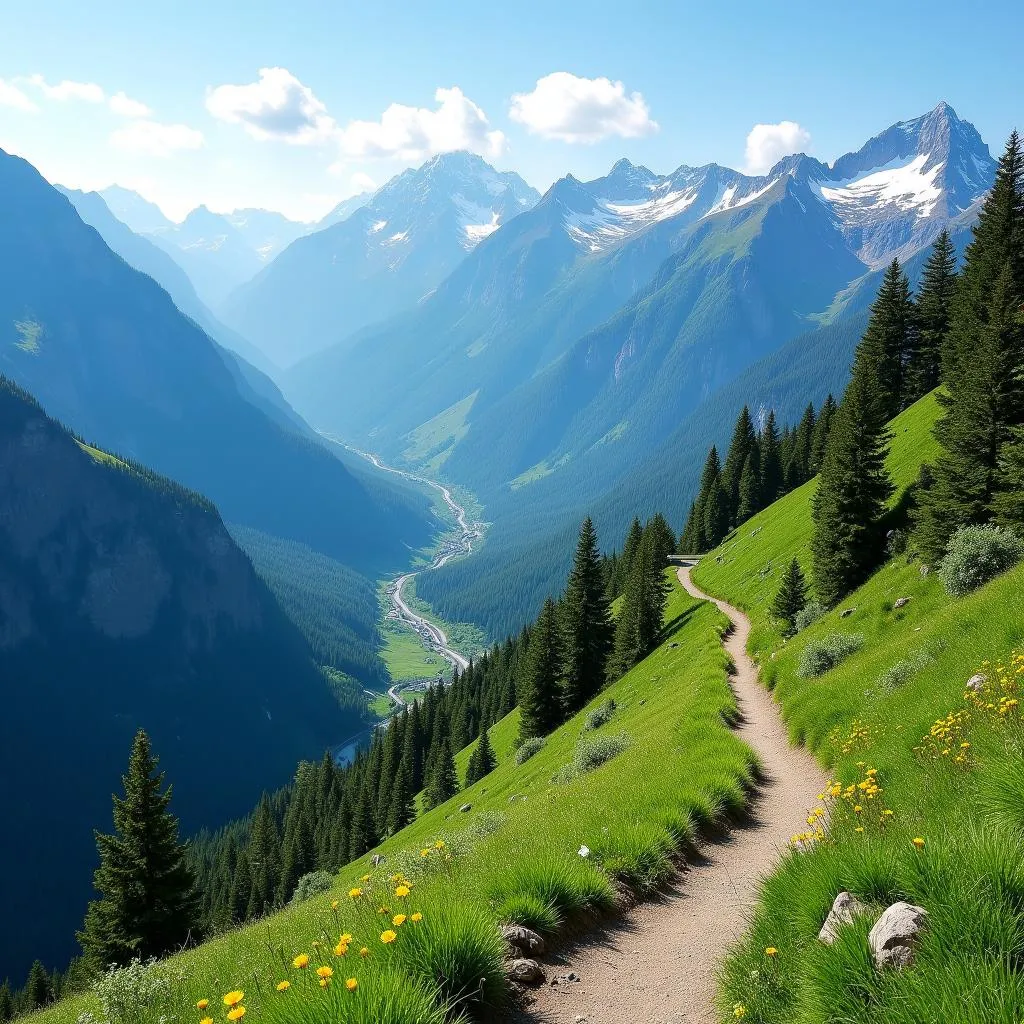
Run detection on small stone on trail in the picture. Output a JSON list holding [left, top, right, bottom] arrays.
[[459, 803, 472, 812], [501, 924, 546, 955], [869, 901, 928, 969], [967, 673, 987, 692], [508, 958, 545, 985], [818, 891, 869, 945], [550, 972, 581, 986], [893, 597, 912, 609]]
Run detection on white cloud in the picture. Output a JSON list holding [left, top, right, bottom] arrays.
[[109, 91, 152, 118], [336, 86, 505, 161], [350, 171, 377, 194], [508, 72, 658, 144], [27, 74, 104, 103], [744, 121, 811, 175], [0, 79, 38, 112], [206, 67, 334, 144], [110, 120, 204, 158]]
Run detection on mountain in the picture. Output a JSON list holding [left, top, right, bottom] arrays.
[[0, 375, 354, 980], [285, 103, 992, 501], [223, 207, 308, 261], [99, 183, 174, 234], [0, 147, 435, 577], [223, 151, 541, 366], [313, 190, 373, 231]]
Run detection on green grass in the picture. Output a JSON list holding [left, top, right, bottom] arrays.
[[74, 439, 127, 468], [379, 621, 446, 682], [34, 573, 758, 1024], [693, 392, 1024, 1023], [366, 692, 394, 720], [401, 392, 477, 468]]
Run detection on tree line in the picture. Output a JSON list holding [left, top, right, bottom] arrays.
[[811, 131, 1023, 604], [677, 398, 837, 553]]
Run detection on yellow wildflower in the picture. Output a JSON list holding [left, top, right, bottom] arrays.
[[434, 839, 445, 849], [227, 1009, 245, 1022], [275, 981, 290, 992], [733, 1004, 747, 1020], [222, 992, 244, 1008], [420, 848, 431, 858], [293, 954, 310, 969], [393, 913, 407, 927], [331, 900, 339, 910], [200, 1018, 213, 1024], [361, 873, 371, 882], [346, 978, 358, 992], [349, 887, 363, 899], [411, 912, 423, 922], [764, 947, 778, 957], [359, 946, 370, 957], [319, 978, 329, 989], [197, 1001, 209, 1011], [317, 966, 334, 979], [395, 884, 411, 898], [380, 929, 397, 944], [334, 941, 349, 957], [912, 837, 925, 851]]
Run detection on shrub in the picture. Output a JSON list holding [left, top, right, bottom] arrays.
[[574, 732, 630, 773], [93, 960, 171, 1024], [794, 600, 826, 632], [290, 869, 335, 904], [797, 633, 864, 678], [584, 698, 617, 731], [876, 650, 933, 691], [515, 737, 545, 764], [939, 524, 1023, 597]]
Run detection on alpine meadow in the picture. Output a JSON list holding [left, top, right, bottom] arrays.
[[1, 5, 1023, 1024]]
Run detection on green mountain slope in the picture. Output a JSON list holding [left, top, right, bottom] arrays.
[[33, 572, 757, 1024], [691, 394, 1024, 1022], [0, 377, 356, 983]]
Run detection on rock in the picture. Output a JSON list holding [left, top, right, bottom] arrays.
[[840, 608, 856, 618], [550, 972, 580, 986], [893, 597, 912, 609], [818, 891, 869, 945], [501, 924, 546, 955], [459, 803, 472, 813], [508, 958, 545, 985], [370, 854, 385, 866], [869, 901, 928, 969], [967, 673, 988, 692], [919, 565, 930, 577], [670, 642, 680, 648]]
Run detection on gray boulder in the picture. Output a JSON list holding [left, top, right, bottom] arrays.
[[508, 958, 545, 985], [869, 901, 928, 969], [818, 891, 869, 945], [459, 803, 472, 812], [501, 923, 546, 955], [967, 673, 988, 692], [893, 597, 912, 609]]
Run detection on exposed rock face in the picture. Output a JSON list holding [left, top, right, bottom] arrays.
[[818, 892, 869, 945], [869, 902, 929, 968], [501, 924, 546, 956]]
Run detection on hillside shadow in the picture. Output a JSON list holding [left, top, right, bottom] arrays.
[[660, 603, 700, 642]]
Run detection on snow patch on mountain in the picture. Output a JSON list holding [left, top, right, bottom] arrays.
[[816, 154, 944, 219]]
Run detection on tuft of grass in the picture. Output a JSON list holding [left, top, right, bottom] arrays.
[[797, 633, 864, 678], [494, 892, 563, 936]]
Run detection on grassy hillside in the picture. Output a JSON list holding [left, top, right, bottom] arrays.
[[33, 573, 757, 1024], [693, 393, 1024, 1022]]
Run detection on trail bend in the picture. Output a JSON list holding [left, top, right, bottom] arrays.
[[518, 563, 827, 1024]]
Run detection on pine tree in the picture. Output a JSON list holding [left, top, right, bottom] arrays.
[[702, 477, 730, 548], [401, 703, 424, 793], [247, 795, 280, 917], [785, 403, 816, 488], [519, 598, 564, 739], [909, 229, 958, 396], [385, 761, 416, 835], [78, 730, 198, 969], [811, 339, 894, 605], [424, 738, 459, 809], [736, 453, 760, 524], [678, 500, 702, 554], [228, 850, 252, 924], [23, 963, 49, 1011], [917, 132, 1024, 558], [771, 559, 809, 636], [810, 394, 837, 473], [759, 410, 784, 506], [621, 518, 644, 577], [560, 519, 613, 714], [0, 980, 13, 1023], [608, 526, 668, 679], [860, 259, 917, 418], [722, 407, 758, 520], [348, 780, 379, 861], [465, 727, 497, 787]]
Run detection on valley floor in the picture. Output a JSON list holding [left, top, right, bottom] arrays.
[[516, 566, 826, 1024]]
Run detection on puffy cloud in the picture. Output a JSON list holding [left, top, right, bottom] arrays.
[[744, 120, 811, 175], [110, 120, 204, 158], [349, 171, 377, 194], [27, 74, 104, 103], [109, 91, 152, 118], [336, 87, 505, 161], [0, 79, 38, 112], [508, 72, 658, 144], [206, 67, 334, 144]]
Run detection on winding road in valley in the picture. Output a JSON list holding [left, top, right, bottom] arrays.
[[319, 435, 481, 675]]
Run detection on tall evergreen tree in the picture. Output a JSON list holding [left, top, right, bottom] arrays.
[[810, 394, 837, 473], [247, 795, 280, 917], [722, 407, 758, 519], [561, 517, 613, 715], [918, 133, 1024, 558], [811, 332, 895, 605], [771, 559, 809, 636], [424, 738, 459, 809], [736, 453, 760, 524], [759, 410, 784, 506], [385, 761, 416, 835], [608, 527, 669, 679], [860, 259, 917, 418], [519, 598, 564, 739], [348, 779, 379, 861], [22, 963, 50, 1012], [78, 730, 198, 969], [910, 229, 958, 396], [465, 727, 497, 787], [0, 980, 12, 1022], [702, 477, 730, 549]]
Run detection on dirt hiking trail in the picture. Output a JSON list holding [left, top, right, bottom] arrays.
[[516, 564, 827, 1024]]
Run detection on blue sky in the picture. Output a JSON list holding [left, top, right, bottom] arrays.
[[1, 0, 1021, 221]]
